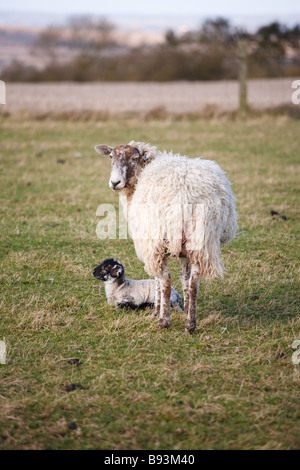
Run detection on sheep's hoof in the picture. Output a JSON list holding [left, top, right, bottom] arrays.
[[151, 309, 159, 318], [185, 322, 196, 334], [159, 318, 171, 329]]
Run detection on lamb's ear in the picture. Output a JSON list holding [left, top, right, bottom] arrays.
[[94, 145, 113, 156], [111, 264, 124, 278]]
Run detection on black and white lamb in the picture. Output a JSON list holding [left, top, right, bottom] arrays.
[[93, 258, 182, 311]]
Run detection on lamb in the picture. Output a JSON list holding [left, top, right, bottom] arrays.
[[93, 258, 182, 310], [94, 141, 238, 333]]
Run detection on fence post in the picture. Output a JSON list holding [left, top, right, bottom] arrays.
[[238, 40, 248, 115]]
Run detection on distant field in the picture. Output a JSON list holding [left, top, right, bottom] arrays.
[[0, 114, 299, 450], [4, 78, 297, 115]]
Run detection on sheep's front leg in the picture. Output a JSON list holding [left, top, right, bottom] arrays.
[[180, 257, 191, 314], [151, 278, 161, 318], [185, 263, 200, 334], [158, 265, 171, 329]]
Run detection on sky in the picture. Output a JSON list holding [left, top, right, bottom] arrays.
[[1, 0, 300, 16]]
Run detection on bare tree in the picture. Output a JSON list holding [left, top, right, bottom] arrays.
[[68, 16, 116, 51], [33, 27, 62, 64]]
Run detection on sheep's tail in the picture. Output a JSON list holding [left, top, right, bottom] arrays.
[[189, 202, 238, 279], [183, 204, 225, 279]]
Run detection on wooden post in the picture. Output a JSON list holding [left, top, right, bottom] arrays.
[[238, 40, 248, 115]]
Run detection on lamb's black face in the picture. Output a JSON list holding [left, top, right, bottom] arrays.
[[93, 258, 124, 281]]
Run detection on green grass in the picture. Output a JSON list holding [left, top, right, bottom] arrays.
[[0, 114, 299, 450]]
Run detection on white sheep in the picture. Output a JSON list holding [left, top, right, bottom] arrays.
[[94, 141, 238, 333], [93, 258, 182, 310]]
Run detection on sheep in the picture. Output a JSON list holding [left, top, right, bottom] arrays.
[[94, 141, 238, 333], [93, 258, 182, 311]]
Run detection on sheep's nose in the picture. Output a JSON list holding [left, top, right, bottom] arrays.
[[111, 180, 121, 190]]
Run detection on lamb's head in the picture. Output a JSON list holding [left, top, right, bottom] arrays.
[[94, 144, 145, 191], [93, 258, 125, 282]]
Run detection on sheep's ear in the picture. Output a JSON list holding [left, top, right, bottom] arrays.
[[132, 147, 142, 159], [94, 144, 113, 156], [133, 146, 149, 162]]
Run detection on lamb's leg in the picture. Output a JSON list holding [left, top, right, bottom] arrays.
[[185, 263, 200, 334], [151, 278, 161, 318], [180, 257, 191, 314], [158, 264, 171, 329]]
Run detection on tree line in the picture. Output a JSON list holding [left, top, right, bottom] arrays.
[[2, 18, 300, 81]]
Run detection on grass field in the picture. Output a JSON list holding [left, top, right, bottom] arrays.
[[0, 113, 299, 450]]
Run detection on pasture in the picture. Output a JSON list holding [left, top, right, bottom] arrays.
[[0, 113, 299, 449]]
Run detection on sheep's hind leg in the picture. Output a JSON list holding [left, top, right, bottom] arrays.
[[185, 263, 200, 334], [151, 278, 161, 318], [158, 265, 171, 329], [180, 257, 191, 315]]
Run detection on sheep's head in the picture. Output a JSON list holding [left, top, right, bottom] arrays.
[[93, 258, 125, 282], [94, 144, 148, 191]]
